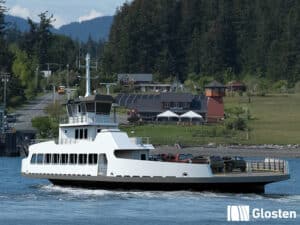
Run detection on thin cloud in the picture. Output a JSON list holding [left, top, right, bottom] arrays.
[[78, 9, 104, 22], [9, 5, 31, 19]]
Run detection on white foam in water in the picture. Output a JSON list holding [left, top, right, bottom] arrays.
[[38, 184, 300, 204]]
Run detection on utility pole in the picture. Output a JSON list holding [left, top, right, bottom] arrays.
[[67, 64, 70, 89], [0, 72, 10, 110]]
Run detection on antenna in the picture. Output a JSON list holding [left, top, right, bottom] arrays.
[[85, 53, 91, 97]]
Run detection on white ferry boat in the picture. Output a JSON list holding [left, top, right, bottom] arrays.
[[21, 54, 290, 193]]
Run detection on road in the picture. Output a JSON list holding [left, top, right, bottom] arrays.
[[13, 92, 61, 131]]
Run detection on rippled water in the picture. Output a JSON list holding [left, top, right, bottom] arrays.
[[0, 158, 299, 225]]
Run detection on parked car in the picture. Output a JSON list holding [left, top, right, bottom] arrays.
[[6, 114, 17, 123], [223, 156, 246, 172], [161, 153, 193, 163], [209, 156, 224, 173]]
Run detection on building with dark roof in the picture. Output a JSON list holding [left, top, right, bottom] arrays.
[[116, 92, 207, 121]]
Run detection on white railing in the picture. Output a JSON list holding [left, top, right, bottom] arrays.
[[246, 159, 289, 174], [59, 137, 94, 145], [61, 114, 116, 125]]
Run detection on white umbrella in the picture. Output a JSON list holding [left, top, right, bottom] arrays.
[[180, 111, 203, 121], [157, 110, 179, 121]]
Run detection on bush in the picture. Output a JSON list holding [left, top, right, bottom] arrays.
[[225, 117, 247, 131]]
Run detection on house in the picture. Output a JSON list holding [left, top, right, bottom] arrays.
[[226, 81, 247, 92], [117, 74, 153, 85], [115, 92, 207, 121]]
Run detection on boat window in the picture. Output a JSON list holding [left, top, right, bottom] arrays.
[[86, 103, 95, 112], [97, 128, 101, 133], [141, 154, 146, 160], [52, 154, 60, 164], [45, 154, 51, 164], [80, 129, 83, 139], [30, 154, 37, 164], [88, 154, 98, 164], [70, 154, 77, 164], [36, 154, 44, 164], [78, 154, 87, 164], [96, 103, 111, 114], [84, 129, 88, 139], [61, 154, 68, 164], [75, 129, 79, 139]]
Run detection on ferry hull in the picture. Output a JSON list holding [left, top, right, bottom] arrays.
[[49, 179, 267, 193], [23, 173, 290, 193]]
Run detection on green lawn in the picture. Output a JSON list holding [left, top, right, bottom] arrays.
[[225, 94, 300, 144], [120, 93, 300, 145]]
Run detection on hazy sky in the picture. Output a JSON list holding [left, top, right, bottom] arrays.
[[5, 0, 129, 28]]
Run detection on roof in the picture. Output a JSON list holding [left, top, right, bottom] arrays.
[[69, 95, 114, 104], [180, 111, 203, 119], [118, 74, 153, 82], [157, 110, 179, 118], [205, 80, 225, 88], [226, 81, 246, 87], [160, 92, 193, 102]]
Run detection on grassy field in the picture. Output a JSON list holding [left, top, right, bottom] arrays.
[[120, 93, 300, 145], [225, 93, 300, 144]]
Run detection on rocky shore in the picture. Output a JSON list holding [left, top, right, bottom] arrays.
[[154, 145, 300, 158]]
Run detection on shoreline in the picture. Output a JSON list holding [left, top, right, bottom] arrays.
[[154, 145, 300, 158]]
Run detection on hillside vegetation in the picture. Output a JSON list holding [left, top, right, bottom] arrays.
[[103, 0, 300, 84]]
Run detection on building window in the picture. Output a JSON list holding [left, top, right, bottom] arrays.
[[88, 154, 98, 164], [61, 154, 68, 164], [45, 154, 51, 164], [78, 154, 87, 164], [70, 154, 77, 164], [52, 154, 60, 164], [30, 154, 37, 164], [36, 154, 44, 164]]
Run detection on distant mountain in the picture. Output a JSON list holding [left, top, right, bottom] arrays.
[[4, 15, 113, 42], [57, 16, 113, 42], [4, 14, 30, 32]]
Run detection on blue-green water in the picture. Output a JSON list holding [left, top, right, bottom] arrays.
[[0, 157, 299, 225]]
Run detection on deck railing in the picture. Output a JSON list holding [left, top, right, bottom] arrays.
[[60, 114, 115, 125], [246, 159, 289, 174]]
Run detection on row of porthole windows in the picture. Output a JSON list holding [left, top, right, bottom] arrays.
[[30, 153, 99, 165]]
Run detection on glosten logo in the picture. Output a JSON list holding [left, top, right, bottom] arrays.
[[227, 205, 297, 222], [227, 205, 250, 221]]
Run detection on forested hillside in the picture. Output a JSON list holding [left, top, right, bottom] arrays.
[[0, 1, 105, 108], [102, 0, 300, 84]]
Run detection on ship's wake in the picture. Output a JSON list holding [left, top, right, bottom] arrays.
[[36, 184, 300, 203]]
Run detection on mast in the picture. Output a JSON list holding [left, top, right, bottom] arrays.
[[85, 53, 91, 97]]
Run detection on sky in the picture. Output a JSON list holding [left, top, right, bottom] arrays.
[[5, 0, 129, 28]]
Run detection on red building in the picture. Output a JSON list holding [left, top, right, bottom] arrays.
[[205, 81, 225, 123]]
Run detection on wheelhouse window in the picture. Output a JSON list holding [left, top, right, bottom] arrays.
[[75, 129, 79, 139], [70, 154, 77, 164], [88, 154, 98, 164], [78, 154, 87, 164], [80, 129, 83, 139], [36, 154, 44, 164], [30, 154, 37, 164], [84, 129, 88, 139]]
